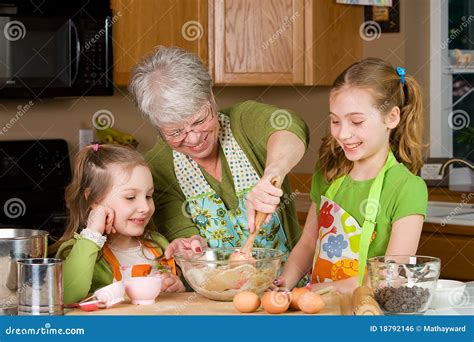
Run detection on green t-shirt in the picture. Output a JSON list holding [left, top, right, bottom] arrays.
[[145, 100, 309, 249], [310, 163, 428, 258]]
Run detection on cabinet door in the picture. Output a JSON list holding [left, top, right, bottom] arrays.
[[418, 231, 474, 282], [305, 0, 363, 85], [211, 0, 305, 85], [111, 0, 208, 86]]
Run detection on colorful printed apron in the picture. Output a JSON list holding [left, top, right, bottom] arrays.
[[103, 240, 177, 281], [311, 151, 397, 285], [173, 113, 289, 252]]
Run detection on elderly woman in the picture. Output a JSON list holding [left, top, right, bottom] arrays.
[[129, 46, 309, 256]]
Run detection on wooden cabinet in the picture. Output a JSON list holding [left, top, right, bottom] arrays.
[[111, 0, 208, 86], [304, 0, 363, 85], [417, 222, 474, 282], [210, 0, 363, 85], [111, 0, 362, 86], [210, 0, 305, 85]]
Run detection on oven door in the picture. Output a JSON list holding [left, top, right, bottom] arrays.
[[0, 16, 79, 98]]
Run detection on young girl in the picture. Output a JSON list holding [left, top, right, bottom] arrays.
[[52, 144, 187, 304], [276, 58, 428, 294]]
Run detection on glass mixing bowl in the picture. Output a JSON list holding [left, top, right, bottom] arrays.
[[368, 255, 441, 314], [174, 247, 286, 301]]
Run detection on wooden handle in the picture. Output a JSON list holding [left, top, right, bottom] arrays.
[[241, 176, 282, 254], [351, 286, 383, 315]]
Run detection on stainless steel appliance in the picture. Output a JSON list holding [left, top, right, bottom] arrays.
[[0, 0, 113, 98]]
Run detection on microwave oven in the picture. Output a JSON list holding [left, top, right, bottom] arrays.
[[0, 0, 113, 98]]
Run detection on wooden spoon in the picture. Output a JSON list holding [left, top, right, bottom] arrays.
[[229, 176, 282, 266]]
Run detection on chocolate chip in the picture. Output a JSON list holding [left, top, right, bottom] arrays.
[[374, 285, 431, 313]]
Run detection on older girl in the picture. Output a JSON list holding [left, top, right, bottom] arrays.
[[276, 58, 428, 294]]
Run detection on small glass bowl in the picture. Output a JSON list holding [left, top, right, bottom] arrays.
[[174, 247, 286, 301], [368, 255, 441, 315]]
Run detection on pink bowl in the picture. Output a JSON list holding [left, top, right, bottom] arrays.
[[123, 276, 162, 305]]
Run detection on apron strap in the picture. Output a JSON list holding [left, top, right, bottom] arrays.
[[102, 244, 123, 281], [357, 150, 397, 285]]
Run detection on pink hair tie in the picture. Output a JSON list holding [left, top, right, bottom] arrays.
[[92, 143, 99, 152]]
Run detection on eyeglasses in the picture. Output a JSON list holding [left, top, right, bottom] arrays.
[[161, 102, 215, 142]]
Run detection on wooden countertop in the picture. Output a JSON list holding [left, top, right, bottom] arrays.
[[66, 291, 352, 316]]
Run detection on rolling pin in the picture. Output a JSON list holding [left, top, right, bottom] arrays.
[[352, 286, 383, 315]]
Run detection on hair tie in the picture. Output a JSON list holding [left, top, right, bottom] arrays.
[[92, 143, 100, 152], [396, 66, 406, 85]]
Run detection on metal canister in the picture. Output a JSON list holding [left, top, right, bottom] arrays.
[[0, 229, 48, 315], [17, 258, 63, 315]]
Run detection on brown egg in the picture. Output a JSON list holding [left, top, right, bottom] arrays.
[[290, 287, 310, 310], [298, 292, 325, 314], [261, 291, 290, 314], [233, 291, 261, 313]]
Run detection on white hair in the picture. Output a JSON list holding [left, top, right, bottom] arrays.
[[129, 46, 213, 128]]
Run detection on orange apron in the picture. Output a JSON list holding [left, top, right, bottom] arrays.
[[102, 240, 176, 281]]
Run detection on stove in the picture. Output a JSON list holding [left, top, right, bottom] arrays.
[[0, 139, 71, 242]]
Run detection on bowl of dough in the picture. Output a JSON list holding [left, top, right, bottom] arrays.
[[174, 247, 286, 301]]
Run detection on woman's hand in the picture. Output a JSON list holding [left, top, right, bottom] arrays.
[[86, 205, 116, 235], [246, 174, 283, 233], [269, 276, 286, 291], [164, 235, 207, 259], [160, 273, 186, 292]]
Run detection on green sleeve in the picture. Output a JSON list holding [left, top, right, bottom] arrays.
[[310, 170, 330, 214], [390, 175, 428, 223], [146, 146, 200, 242], [221, 100, 309, 155], [56, 236, 101, 304]]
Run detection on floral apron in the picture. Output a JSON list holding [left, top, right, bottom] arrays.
[[311, 151, 397, 285], [173, 113, 289, 252]]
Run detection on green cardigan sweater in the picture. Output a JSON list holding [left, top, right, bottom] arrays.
[[56, 231, 170, 304]]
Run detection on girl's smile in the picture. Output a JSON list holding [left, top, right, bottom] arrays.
[[100, 164, 155, 239]]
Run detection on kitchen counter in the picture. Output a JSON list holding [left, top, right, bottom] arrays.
[[289, 172, 473, 226], [66, 291, 352, 316]]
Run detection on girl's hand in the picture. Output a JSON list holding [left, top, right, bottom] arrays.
[[160, 273, 185, 292], [86, 205, 116, 235], [269, 276, 286, 291], [246, 174, 283, 233], [164, 235, 206, 259]]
